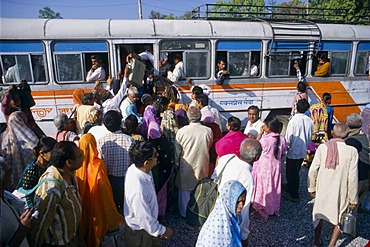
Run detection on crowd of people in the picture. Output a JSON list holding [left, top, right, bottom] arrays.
[[1, 51, 370, 247]]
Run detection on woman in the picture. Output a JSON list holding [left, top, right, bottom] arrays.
[[141, 98, 174, 217], [123, 114, 144, 143], [1, 159, 36, 247], [252, 117, 287, 221], [163, 85, 188, 127], [76, 133, 124, 247], [53, 113, 79, 142], [15, 137, 57, 209], [196, 180, 246, 247], [2, 111, 39, 191]]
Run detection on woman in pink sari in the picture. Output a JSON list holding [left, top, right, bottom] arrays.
[[252, 116, 287, 221]]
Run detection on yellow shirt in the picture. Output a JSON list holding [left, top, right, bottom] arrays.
[[314, 62, 331, 77]]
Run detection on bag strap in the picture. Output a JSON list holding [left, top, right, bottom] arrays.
[[213, 155, 236, 184], [205, 155, 235, 197], [18, 178, 62, 196]]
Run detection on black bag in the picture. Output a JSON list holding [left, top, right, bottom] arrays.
[[186, 155, 235, 229]]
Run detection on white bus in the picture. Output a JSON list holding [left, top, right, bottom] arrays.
[[1, 18, 369, 134]]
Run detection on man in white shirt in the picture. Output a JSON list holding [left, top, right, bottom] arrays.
[[212, 138, 262, 246], [243, 105, 264, 139], [86, 55, 106, 82], [119, 87, 140, 121], [167, 53, 184, 84], [124, 141, 173, 246], [285, 99, 313, 202]]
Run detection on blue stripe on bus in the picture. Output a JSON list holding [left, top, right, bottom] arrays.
[[319, 42, 351, 51], [269, 42, 309, 50], [0, 41, 44, 53], [53, 42, 108, 52], [216, 41, 261, 51], [358, 42, 370, 51]]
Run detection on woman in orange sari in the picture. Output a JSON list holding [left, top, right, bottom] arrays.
[[76, 133, 124, 246]]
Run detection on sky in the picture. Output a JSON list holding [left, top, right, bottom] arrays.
[[0, 0, 220, 20]]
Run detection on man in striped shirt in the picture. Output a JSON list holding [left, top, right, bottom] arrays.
[[29, 141, 83, 246], [98, 110, 135, 214]]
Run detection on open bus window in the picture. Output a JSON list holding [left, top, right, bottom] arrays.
[[161, 40, 210, 79], [355, 50, 370, 76], [1, 54, 46, 84], [267, 51, 307, 77], [330, 52, 349, 75]]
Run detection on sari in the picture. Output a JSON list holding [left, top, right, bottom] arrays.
[[2, 111, 38, 191], [72, 89, 84, 105], [196, 180, 245, 247], [76, 133, 124, 247]]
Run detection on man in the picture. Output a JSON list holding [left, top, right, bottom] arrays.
[[119, 86, 140, 121], [195, 93, 222, 130], [124, 141, 173, 246], [98, 110, 135, 214], [75, 92, 100, 134], [167, 53, 184, 84], [243, 105, 264, 139], [285, 99, 313, 202], [175, 106, 213, 217], [100, 65, 129, 115], [212, 138, 262, 246], [308, 123, 358, 247], [215, 116, 248, 158], [86, 55, 106, 82], [29, 141, 83, 246], [216, 58, 229, 85], [346, 113, 370, 213]]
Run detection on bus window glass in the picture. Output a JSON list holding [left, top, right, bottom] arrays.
[[229, 52, 250, 76], [330, 52, 349, 75], [1, 55, 32, 83], [55, 54, 83, 82], [185, 52, 209, 78], [268, 52, 290, 76], [31, 55, 47, 82], [355, 51, 369, 75]]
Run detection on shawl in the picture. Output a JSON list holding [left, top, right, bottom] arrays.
[[309, 102, 328, 141], [361, 105, 370, 135], [2, 111, 38, 190], [76, 134, 123, 247], [324, 138, 345, 169], [72, 89, 84, 105], [196, 180, 245, 247], [141, 105, 162, 139]]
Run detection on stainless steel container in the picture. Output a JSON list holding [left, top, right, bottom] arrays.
[[340, 208, 356, 235]]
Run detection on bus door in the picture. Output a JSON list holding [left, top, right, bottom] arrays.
[[214, 40, 262, 126]]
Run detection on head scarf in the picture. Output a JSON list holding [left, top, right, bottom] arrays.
[[196, 180, 246, 247], [140, 105, 162, 139], [361, 105, 370, 135], [72, 89, 84, 105], [76, 134, 123, 246], [1, 111, 38, 190]]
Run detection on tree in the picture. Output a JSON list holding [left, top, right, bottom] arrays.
[[273, 0, 306, 20], [309, 0, 370, 24], [148, 10, 177, 20], [38, 7, 63, 19], [211, 0, 267, 19]]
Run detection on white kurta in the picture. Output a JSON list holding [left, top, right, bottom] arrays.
[[308, 142, 358, 227]]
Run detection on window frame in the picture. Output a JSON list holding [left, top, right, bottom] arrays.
[[354, 42, 370, 76]]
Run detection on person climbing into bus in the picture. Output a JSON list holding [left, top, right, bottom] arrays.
[[86, 55, 106, 82], [167, 53, 184, 84], [314, 53, 330, 77], [216, 58, 229, 85]]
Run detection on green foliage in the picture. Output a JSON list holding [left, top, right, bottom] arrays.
[[210, 0, 267, 18], [274, 0, 307, 20], [38, 7, 63, 19], [148, 10, 177, 19]]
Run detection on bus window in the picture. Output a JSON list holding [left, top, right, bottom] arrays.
[[216, 41, 261, 78], [313, 42, 351, 76], [0, 41, 47, 84], [161, 40, 210, 79], [53, 41, 108, 83], [355, 42, 370, 76], [267, 41, 308, 77]]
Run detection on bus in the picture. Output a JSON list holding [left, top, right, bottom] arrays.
[[1, 17, 369, 135]]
